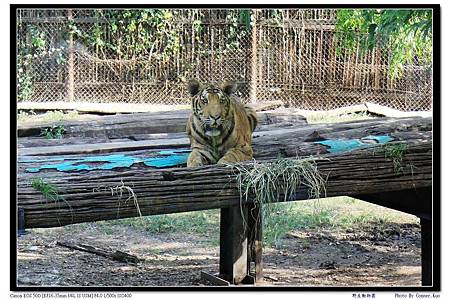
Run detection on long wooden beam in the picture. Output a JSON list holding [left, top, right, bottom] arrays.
[[18, 116, 431, 156], [17, 110, 307, 138], [17, 140, 431, 228]]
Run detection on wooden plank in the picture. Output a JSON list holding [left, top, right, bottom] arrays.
[[17, 117, 433, 228], [355, 187, 431, 220], [17, 207, 25, 236], [291, 103, 431, 118], [200, 272, 230, 286], [365, 102, 432, 118]]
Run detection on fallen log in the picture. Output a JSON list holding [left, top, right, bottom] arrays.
[[56, 241, 141, 264], [17, 110, 307, 138]]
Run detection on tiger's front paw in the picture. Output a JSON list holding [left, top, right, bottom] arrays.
[[218, 145, 253, 165], [187, 157, 204, 167], [187, 151, 207, 167]]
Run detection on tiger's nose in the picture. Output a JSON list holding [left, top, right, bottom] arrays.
[[209, 115, 221, 126]]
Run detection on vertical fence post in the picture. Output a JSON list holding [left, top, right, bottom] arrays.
[[420, 217, 432, 286], [219, 205, 249, 284], [249, 9, 258, 104], [247, 203, 263, 282], [17, 207, 26, 236], [66, 9, 75, 102]]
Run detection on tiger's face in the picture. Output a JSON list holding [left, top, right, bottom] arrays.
[[188, 79, 237, 137]]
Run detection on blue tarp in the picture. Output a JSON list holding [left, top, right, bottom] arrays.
[[24, 135, 394, 172], [314, 135, 394, 154], [25, 150, 191, 173]]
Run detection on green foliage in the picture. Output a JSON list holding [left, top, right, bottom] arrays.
[[17, 24, 39, 101], [18, 9, 254, 96], [40, 125, 66, 139], [41, 110, 79, 122], [31, 178, 62, 202], [231, 156, 327, 247], [232, 157, 327, 207], [105, 210, 220, 236], [225, 10, 253, 50], [29, 27, 47, 51], [263, 202, 333, 247], [93, 196, 418, 248], [17, 23, 65, 100], [17, 69, 33, 101], [384, 143, 408, 174], [336, 9, 432, 78], [31, 178, 73, 221], [69, 9, 188, 60]]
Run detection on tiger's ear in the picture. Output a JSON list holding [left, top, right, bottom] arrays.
[[187, 79, 201, 96], [221, 81, 237, 96]]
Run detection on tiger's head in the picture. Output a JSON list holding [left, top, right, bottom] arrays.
[[187, 79, 237, 137]]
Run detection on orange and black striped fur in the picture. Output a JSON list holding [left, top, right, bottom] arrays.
[[186, 79, 257, 167]]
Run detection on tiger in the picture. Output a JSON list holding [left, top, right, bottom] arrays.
[[185, 79, 258, 167]]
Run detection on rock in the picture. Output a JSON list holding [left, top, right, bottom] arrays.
[[18, 277, 34, 285], [319, 260, 338, 270]]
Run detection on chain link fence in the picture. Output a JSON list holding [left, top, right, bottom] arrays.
[[16, 8, 432, 111]]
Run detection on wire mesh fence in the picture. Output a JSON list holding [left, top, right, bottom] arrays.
[[16, 8, 432, 111]]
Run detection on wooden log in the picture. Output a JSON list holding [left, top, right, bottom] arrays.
[[18, 116, 431, 156], [56, 241, 141, 264], [17, 122, 431, 178], [17, 109, 307, 138], [18, 137, 189, 156], [17, 117, 432, 228], [17, 140, 432, 229], [17, 110, 192, 138]]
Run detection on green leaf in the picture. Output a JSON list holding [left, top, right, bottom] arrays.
[[336, 9, 432, 79]]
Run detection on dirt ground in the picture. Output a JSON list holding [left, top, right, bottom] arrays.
[[16, 221, 421, 287]]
